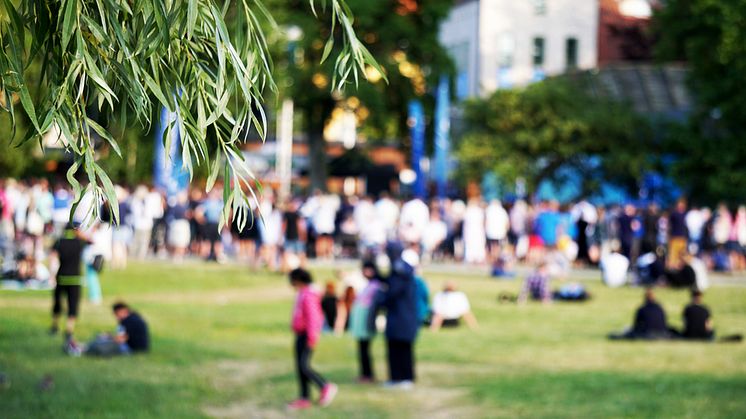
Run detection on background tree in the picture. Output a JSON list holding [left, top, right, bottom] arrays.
[[456, 78, 653, 198], [268, 0, 453, 190], [654, 0, 746, 203], [0, 0, 379, 226]]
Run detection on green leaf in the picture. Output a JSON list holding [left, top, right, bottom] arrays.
[[187, 0, 198, 39], [321, 37, 334, 64], [66, 159, 83, 223], [86, 117, 121, 157], [61, 0, 78, 51], [94, 163, 120, 225], [142, 71, 172, 111]]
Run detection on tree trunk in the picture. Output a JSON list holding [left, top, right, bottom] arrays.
[[305, 99, 334, 192]]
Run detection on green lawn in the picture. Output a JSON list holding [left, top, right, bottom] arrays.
[[1, 262, 745, 418]]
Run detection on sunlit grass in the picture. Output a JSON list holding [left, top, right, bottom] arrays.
[[1, 262, 745, 418]]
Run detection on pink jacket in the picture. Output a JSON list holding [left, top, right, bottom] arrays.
[[291, 285, 324, 348]]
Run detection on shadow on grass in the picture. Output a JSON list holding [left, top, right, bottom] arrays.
[[470, 370, 746, 418]]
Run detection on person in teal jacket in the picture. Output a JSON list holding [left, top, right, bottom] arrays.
[[414, 273, 431, 326], [348, 260, 383, 382]]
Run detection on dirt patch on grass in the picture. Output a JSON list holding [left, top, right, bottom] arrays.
[[205, 360, 284, 390], [202, 360, 289, 418], [203, 401, 287, 419], [136, 286, 293, 306]]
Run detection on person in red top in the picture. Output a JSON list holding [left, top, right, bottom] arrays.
[[288, 268, 338, 410]]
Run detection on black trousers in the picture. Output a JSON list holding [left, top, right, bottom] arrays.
[[358, 339, 374, 379], [665, 265, 696, 288], [387, 339, 414, 382], [52, 285, 81, 317], [294, 334, 326, 399]]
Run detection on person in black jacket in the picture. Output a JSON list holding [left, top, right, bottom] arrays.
[[378, 243, 419, 389], [50, 223, 91, 349], [681, 290, 714, 340], [113, 301, 150, 353], [610, 288, 671, 340]]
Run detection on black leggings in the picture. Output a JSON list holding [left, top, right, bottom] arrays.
[[52, 285, 81, 317], [387, 339, 415, 382], [358, 339, 374, 379], [294, 334, 326, 399]]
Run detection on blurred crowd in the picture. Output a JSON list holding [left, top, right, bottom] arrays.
[[2, 177, 746, 282]]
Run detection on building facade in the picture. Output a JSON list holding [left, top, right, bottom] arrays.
[[440, 0, 599, 99]]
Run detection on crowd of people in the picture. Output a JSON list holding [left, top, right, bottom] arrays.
[[3, 178, 746, 285], [286, 245, 479, 410], [1, 177, 742, 410]]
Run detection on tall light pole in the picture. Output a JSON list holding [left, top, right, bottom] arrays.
[[276, 26, 303, 203]]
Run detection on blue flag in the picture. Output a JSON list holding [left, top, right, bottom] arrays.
[[433, 76, 450, 199], [408, 100, 426, 199], [153, 105, 189, 198]]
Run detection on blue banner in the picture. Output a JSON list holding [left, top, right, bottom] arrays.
[[433, 76, 450, 199], [408, 100, 426, 199], [153, 105, 189, 197]]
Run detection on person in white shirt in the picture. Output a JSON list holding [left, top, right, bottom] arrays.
[[485, 199, 509, 263], [374, 192, 400, 240], [259, 202, 283, 271], [312, 193, 340, 259], [685, 207, 705, 254], [422, 211, 448, 262], [601, 249, 629, 288], [430, 281, 478, 331], [129, 186, 154, 260], [399, 197, 429, 247], [462, 198, 486, 264]]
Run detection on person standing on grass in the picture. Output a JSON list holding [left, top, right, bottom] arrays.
[[348, 260, 383, 383], [380, 245, 420, 389], [50, 223, 91, 354], [287, 268, 337, 410]]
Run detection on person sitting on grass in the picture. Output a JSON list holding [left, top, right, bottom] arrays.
[[517, 262, 552, 304], [85, 301, 150, 356], [430, 281, 478, 331], [113, 302, 150, 353], [664, 251, 710, 291], [680, 290, 714, 340], [609, 288, 671, 340], [287, 268, 337, 410]]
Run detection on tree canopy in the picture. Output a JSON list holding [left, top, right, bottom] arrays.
[[456, 78, 653, 198], [0, 0, 381, 227], [268, 0, 453, 189], [654, 0, 746, 204]]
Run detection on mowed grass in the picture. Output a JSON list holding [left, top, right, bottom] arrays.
[[1, 262, 746, 418]]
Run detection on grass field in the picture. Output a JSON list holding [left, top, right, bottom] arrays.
[[1, 262, 745, 418]]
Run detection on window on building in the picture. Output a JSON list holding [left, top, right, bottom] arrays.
[[533, 37, 545, 67], [498, 33, 515, 68], [533, 0, 547, 15], [566, 37, 578, 69]]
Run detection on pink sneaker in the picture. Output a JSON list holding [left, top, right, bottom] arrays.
[[319, 383, 338, 407], [287, 399, 312, 410]]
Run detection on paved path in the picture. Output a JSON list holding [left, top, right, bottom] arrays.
[[307, 259, 746, 287]]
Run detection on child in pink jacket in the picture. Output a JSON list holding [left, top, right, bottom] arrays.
[[288, 268, 337, 410]]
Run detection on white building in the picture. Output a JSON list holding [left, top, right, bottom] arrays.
[[440, 0, 599, 99]]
